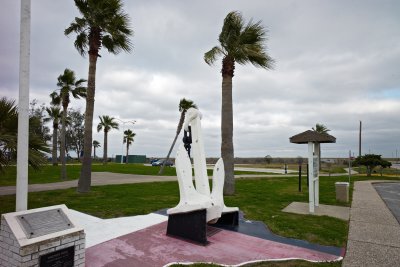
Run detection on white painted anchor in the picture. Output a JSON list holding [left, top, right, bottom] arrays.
[[167, 108, 238, 223]]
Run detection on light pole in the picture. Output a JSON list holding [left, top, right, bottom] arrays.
[[115, 119, 136, 163]]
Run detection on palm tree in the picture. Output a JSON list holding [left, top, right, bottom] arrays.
[[65, 0, 133, 192], [312, 123, 331, 171], [0, 97, 49, 173], [44, 106, 61, 166], [204, 11, 274, 195], [51, 69, 86, 180], [123, 129, 136, 164], [97, 115, 119, 164], [158, 98, 197, 175], [312, 123, 330, 134], [92, 140, 100, 159]]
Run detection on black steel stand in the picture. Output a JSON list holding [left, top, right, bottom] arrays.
[[167, 209, 208, 244], [214, 211, 239, 227]]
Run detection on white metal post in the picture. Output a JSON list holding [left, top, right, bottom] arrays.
[[314, 143, 320, 207], [308, 142, 314, 213], [16, 0, 31, 212]]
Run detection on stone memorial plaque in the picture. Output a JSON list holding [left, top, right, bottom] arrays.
[[39, 246, 74, 267], [16, 208, 73, 239]]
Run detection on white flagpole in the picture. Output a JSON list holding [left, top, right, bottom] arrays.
[[16, 0, 31, 211]]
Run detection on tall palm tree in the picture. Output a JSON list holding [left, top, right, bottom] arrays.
[[123, 129, 136, 164], [65, 0, 133, 193], [204, 11, 274, 195], [51, 69, 86, 180], [92, 140, 100, 159], [44, 106, 61, 166], [97, 115, 119, 164], [312, 123, 331, 170], [158, 98, 197, 175]]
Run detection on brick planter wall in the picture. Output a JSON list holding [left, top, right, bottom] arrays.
[[0, 205, 85, 267]]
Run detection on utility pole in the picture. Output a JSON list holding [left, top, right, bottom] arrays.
[[359, 121, 362, 157]]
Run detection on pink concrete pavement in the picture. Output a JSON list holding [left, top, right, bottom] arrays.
[[86, 221, 341, 267]]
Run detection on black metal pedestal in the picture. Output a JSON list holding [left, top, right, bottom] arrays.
[[215, 211, 239, 227], [166, 209, 208, 244]]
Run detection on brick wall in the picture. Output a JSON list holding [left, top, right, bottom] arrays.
[[0, 217, 85, 267]]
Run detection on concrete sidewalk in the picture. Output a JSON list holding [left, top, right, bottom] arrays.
[[0, 172, 298, 196], [0, 172, 178, 196], [343, 180, 400, 267]]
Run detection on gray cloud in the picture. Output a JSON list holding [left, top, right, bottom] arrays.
[[1, 0, 399, 159]]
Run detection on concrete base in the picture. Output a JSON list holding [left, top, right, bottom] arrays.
[[282, 202, 350, 221]]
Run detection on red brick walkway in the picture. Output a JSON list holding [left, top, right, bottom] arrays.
[[86, 221, 341, 267]]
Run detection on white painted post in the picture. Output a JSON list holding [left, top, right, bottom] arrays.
[[16, 0, 31, 211], [314, 143, 320, 207], [191, 116, 211, 196], [308, 142, 314, 213]]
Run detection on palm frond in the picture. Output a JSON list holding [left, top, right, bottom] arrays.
[[97, 115, 119, 133], [102, 32, 133, 54], [219, 11, 244, 52], [50, 92, 61, 106], [67, 0, 133, 57], [179, 98, 197, 112], [0, 97, 49, 172], [74, 32, 89, 56], [123, 129, 135, 144], [74, 0, 90, 17], [204, 46, 224, 66], [206, 11, 274, 71]]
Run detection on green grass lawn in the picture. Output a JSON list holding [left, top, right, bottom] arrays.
[[0, 164, 285, 186], [0, 164, 179, 186]]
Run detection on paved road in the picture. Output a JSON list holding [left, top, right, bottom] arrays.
[[373, 182, 400, 224]]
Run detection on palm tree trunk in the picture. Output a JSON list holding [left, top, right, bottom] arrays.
[[60, 106, 67, 180], [158, 112, 185, 175], [221, 75, 235, 195], [103, 131, 108, 164], [52, 124, 58, 166], [78, 53, 97, 193], [126, 142, 129, 164], [93, 146, 96, 158]]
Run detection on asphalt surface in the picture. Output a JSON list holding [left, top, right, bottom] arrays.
[[373, 182, 400, 224]]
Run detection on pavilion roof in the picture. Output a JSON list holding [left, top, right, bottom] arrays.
[[289, 130, 336, 144]]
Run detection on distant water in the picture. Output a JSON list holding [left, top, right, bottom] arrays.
[[392, 163, 400, 169]]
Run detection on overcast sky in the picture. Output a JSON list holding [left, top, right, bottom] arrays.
[[1, 0, 399, 159]]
